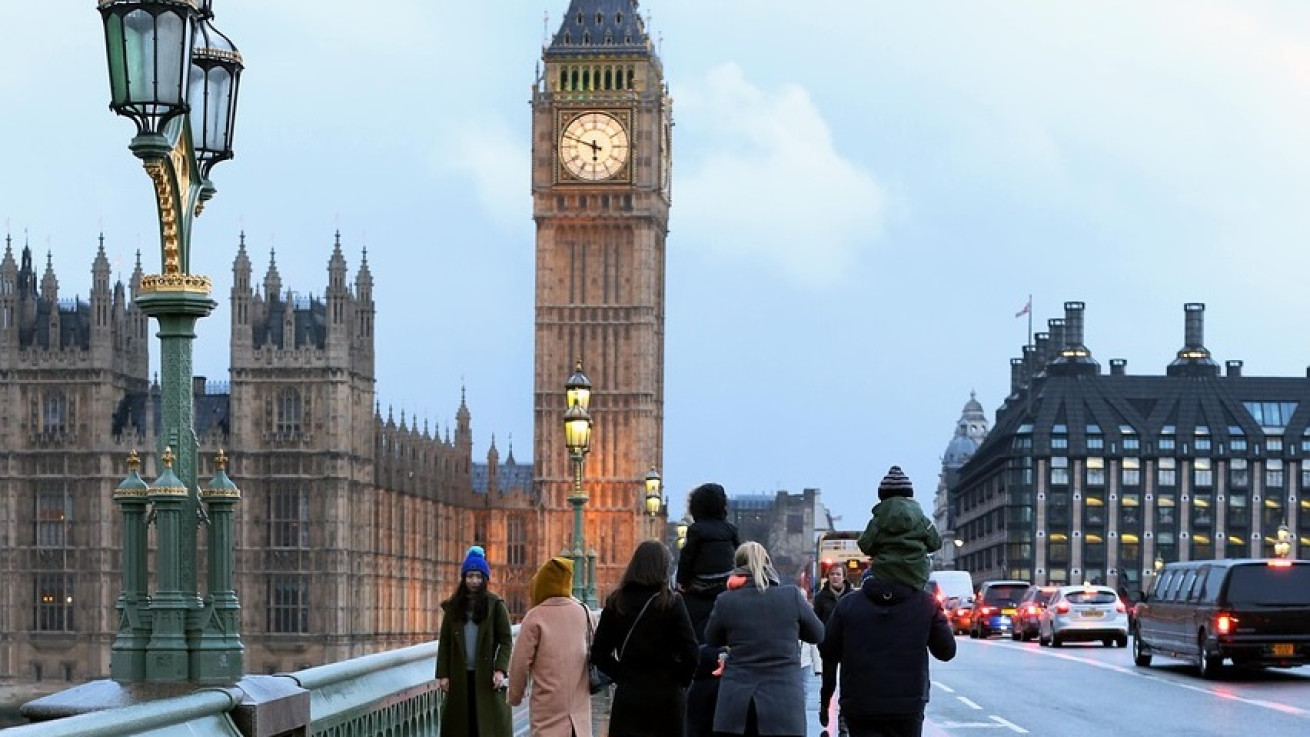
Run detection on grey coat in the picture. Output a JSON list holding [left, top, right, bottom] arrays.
[[704, 581, 824, 735]]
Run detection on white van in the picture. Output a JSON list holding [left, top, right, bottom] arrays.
[[930, 570, 975, 605]]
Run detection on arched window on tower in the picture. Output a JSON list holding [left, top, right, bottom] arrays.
[[275, 387, 302, 438], [42, 390, 68, 437]]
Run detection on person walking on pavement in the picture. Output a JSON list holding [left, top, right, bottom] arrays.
[[507, 556, 593, 737], [435, 546, 513, 737], [704, 541, 825, 737], [813, 564, 854, 736], [812, 563, 854, 671], [591, 540, 699, 737], [818, 570, 956, 737]]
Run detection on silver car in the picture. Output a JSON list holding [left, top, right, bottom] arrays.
[[1038, 585, 1129, 648]]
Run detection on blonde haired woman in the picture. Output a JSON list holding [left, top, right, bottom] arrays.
[[704, 542, 824, 737]]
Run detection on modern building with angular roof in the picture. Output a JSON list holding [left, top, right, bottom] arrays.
[[952, 301, 1306, 596]]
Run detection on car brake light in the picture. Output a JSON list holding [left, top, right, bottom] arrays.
[[1115, 601, 1126, 613], [1268, 559, 1293, 568], [1055, 602, 1070, 614], [1214, 613, 1237, 635], [978, 606, 992, 616]]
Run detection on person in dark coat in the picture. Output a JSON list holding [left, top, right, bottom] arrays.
[[592, 540, 699, 737], [677, 483, 740, 737], [813, 564, 854, 735], [704, 541, 825, 737], [676, 482, 741, 640], [812, 563, 854, 673], [813, 564, 854, 625], [818, 575, 956, 737], [435, 546, 514, 737]]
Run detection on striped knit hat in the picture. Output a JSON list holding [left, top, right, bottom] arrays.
[[878, 466, 914, 500]]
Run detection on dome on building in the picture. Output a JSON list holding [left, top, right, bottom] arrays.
[[943, 391, 989, 469]]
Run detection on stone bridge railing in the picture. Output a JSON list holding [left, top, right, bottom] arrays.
[[0, 627, 609, 737]]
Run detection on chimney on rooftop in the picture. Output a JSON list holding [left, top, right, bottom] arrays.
[[1034, 332, 1052, 369], [1011, 357, 1026, 396], [1062, 302, 1087, 356], [1168, 302, 1219, 377], [1023, 344, 1038, 381], [1048, 318, 1067, 357], [1048, 301, 1099, 375]]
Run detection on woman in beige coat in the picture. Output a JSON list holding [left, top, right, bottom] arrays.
[[507, 557, 593, 737]]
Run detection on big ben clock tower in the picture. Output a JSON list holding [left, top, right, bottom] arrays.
[[532, 0, 672, 601]]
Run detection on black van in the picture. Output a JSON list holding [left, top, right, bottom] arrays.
[[1132, 558, 1310, 678]]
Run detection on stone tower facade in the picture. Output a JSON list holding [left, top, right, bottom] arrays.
[[531, 0, 672, 597], [0, 232, 537, 686], [0, 236, 150, 683]]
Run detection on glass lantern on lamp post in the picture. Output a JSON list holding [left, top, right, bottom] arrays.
[[563, 361, 596, 605], [98, 0, 244, 685], [1274, 523, 1292, 559], [645, 467, 663, 516]]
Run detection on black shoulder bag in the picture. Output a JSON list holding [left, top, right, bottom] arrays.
[[585, 594, 657, 694]]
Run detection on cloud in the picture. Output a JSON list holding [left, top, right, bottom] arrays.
[[435, 115, 532, 234], [672, 63, 884, 286]]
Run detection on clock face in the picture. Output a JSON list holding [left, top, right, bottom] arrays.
[[559, 112, 630, 181]]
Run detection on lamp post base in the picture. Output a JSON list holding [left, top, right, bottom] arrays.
[[568, 493, 588, 603]]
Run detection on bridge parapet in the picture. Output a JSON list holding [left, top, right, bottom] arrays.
[[289, 641, 441, 736], [3, 686, 244, 736], [3, 631, 555, 736]]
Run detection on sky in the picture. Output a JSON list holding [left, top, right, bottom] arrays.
[[6, 1, 1310, 531]]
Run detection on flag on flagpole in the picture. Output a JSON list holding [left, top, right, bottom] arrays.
[[1014, 297, 1032, 318]]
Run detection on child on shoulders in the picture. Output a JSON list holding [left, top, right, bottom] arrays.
[[857, 465, 941, 590]]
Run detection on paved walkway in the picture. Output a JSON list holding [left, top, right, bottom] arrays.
[[7, 661, 952, 736], [567, 645, 950, 737]]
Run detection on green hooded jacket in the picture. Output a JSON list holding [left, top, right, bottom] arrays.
[[857, 496, 942, 589]]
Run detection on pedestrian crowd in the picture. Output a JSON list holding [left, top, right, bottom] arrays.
[[433, 466, 956, 737]]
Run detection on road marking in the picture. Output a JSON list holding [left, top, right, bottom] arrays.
[[993, 639, 1308, 717], [990, 715, 1029, 733], [938, 721, 1005, 729], [933, 680, 956, 694], [957, 696, 983, 710]]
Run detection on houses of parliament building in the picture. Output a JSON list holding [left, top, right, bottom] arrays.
[[1, 0, 671, 685]]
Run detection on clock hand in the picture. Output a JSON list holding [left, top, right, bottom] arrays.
[[563, 133, 603, 155]]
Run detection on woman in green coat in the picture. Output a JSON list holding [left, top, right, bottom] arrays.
[[435, 546, 513, 737]]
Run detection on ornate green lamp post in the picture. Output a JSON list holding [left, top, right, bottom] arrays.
[[98, 0, 244, 684], [563, 361, 596, 605]]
